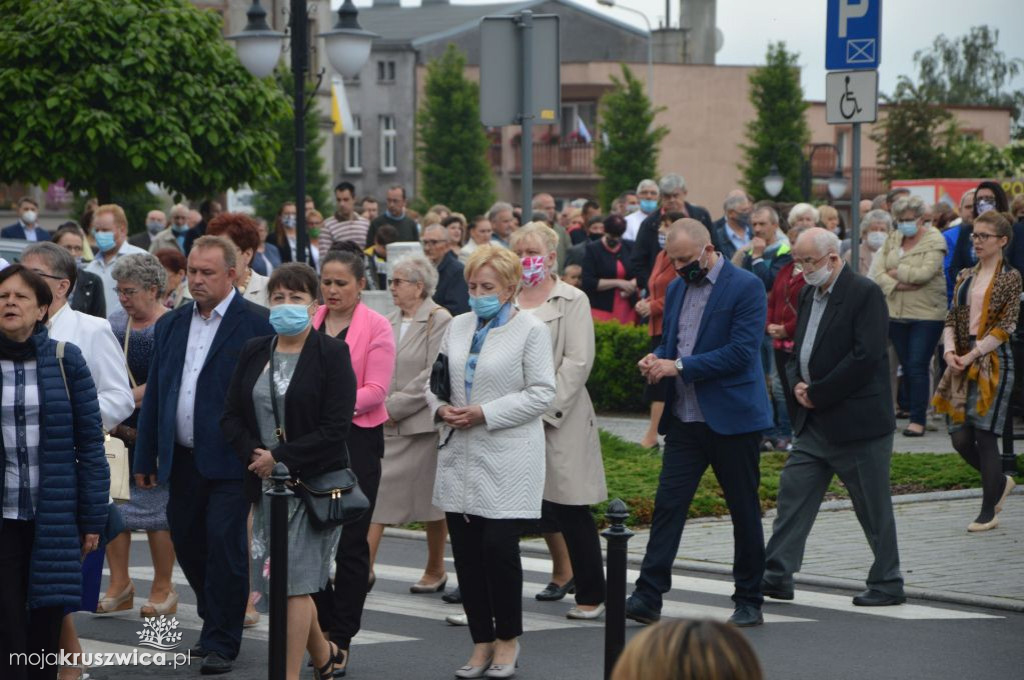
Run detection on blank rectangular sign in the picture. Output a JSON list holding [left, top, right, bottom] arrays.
[[480, 14, 560, 127]]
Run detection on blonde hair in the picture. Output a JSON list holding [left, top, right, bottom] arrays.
[[818, 204, 838, 223], [509, 221, 558, 254], [422, 212, 443, 228], [94, 204, 128, 230], [611, 619, 763, 680], [464, 244, 522, 290]]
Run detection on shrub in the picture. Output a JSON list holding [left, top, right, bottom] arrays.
[[588, 320, 652, 413]]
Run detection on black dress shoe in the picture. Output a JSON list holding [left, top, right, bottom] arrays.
[[200, 651, 233, 675], [191, 643, 209, 658], [761, 580, 794, 601], [535, 578, 575, 601], [442, 586, 463, 604], [852, 589, 906, 606], [728, 603, 764, 627], [625, 595, 661, 625]]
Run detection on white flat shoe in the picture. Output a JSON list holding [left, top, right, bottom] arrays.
[[967, 517, 999, 532], [446, 613, 469, 626], [566, 603, 606, 620], [996, 475, 1016, 514]]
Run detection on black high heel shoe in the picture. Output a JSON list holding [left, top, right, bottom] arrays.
[[314, 642, 349, 679]]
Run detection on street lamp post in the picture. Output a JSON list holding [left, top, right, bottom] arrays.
[[597, 0, 653, 100], [762, 142, 846, 205], [230, 0, 376, 266]]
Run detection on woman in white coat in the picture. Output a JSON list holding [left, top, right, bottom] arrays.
[[427, 245, 555, 679], [511, 223, 607, 620]]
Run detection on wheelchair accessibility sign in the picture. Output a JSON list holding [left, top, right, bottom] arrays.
[[826, 70, 878, 124]]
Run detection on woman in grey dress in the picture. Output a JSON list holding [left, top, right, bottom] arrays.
[[100, 254, 177, 617], [222, 263, 357, 679], [366, 255, 452, 592]]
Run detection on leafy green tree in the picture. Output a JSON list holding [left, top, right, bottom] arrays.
[[417, 44, 494, 217], [913, 26, 1024, 135], [0, 0, 288, 203], [739, 42, 810, 202], [594, 65, 668, 211], [870, 79, 959, 182], [252, 66, 331, 223]]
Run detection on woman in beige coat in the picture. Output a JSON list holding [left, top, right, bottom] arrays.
[[869, 195, 947, 436], [512, 222, 608, 619], [366, 255, 453, 591]]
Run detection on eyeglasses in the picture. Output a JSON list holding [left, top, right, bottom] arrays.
[[29, 268, 66, 282], [970, 232, 1001, 242], [388, 278, 413, 287], [421, 239, 446, 247], [793, 253, 830, 273], [113, 287, 140, 297]]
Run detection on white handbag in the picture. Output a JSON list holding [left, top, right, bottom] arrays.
[[56, 341, 132, 503]]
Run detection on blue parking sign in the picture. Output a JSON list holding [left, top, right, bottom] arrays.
[[826, 0, 881, 70]]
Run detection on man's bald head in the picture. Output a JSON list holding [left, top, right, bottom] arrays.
[[666, 218, 711, 248], [795, 227, 841, 258]]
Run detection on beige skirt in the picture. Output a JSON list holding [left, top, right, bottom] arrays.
[[371, 431, 445, 524]]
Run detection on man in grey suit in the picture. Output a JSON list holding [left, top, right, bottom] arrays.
[[763, 227, 905, 607]]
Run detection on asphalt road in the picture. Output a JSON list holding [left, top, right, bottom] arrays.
[[65, 533, 1024, 680]]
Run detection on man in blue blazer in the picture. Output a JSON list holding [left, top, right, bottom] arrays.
[[628, 218, 773, 628], [134, 235, 272, 675], [1, 196, 51, 241]]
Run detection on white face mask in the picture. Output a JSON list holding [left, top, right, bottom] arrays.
[[866, 231, 887, 250], [802, 260, 833, 287], [22, 210, 38, 225]]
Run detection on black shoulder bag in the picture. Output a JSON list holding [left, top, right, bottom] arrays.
[[427, 307, 451, 402], [267, 340, 369, 529]]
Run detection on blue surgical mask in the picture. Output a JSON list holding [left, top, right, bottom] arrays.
[[468, 294, 503, 320], [640, 199, 658, 214], [977, 198, 996, 215], [282, 215, 296, 229], [172, 224, 189, 235], [269, 304, 311, 336], [146, 221, 164, 235], [897, 221, 918, 237], [625, 203, 640, 215], [94, 231, 116, 253]]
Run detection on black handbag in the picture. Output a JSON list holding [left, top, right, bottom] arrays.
[[429, 352, 451, 402], [267, 340, 369, 528]]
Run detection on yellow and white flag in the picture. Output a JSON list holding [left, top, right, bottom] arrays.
[[330, 77, 354, 135]]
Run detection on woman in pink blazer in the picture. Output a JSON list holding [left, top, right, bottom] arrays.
[[309, 248, 395, 676]]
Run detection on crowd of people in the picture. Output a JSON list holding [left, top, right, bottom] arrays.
[[0, 173, 1021, 679]]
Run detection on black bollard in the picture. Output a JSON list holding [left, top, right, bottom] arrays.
[[601, 498, 634, 680], [267, 462, 293, 680]]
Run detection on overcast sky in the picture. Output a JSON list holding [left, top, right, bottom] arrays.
[[344, 0, 1024, 101]]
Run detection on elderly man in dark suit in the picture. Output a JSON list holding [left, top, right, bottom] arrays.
[[627, 218, 773, 628], [421, 222, 469, 316], [763, 227, 905, 607], [133, 235, 273, 674]]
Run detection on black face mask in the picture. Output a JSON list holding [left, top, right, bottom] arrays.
[[676, 252, 708, 284], [605, 236, 621, 248], [589, 233, 603, 241]]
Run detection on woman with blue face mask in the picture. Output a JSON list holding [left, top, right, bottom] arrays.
[[222, 263, 358, 680], [869, 195, 948, 436], [426, 245, 556, 679], [272, 201, 319, 269]]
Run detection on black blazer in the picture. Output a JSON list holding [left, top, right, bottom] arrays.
[[70, 270, 106, 319], [786, 266, 895, 444], [270, 230, 317, 265], [630, 202, 713, 290], [582, 238, 635, 313], [434, 251, 470, 316], [221, 329, 357, 502]]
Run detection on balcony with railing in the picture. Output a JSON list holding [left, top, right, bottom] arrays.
[[489, 142, 597, 177]]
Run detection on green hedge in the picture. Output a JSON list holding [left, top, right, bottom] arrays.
[[587, 320, 652, 413]]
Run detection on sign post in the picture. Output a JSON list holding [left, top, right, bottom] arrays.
[[480, 12, 560, 212], [825, 0, 881, 270]]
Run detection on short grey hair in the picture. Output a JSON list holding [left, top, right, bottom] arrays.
[[753, 205, 780, 225], [22, 242, 77, 287], [422, 222, 450, 243], [487, 201, 514, 222], [636, 178, 659, 194], [891, 195, 926, 218], [799, 229, 841, 257], [723, 190, 749, 213], [666, 218, 711, 248], [861, 209, 893, 232], [658, 173, 687, 195], [112, 253, 168, 292], [391, 254, 438, 299], [788, 202, 820, 224]]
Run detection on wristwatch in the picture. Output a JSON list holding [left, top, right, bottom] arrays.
[[675, 358, 683, 373]]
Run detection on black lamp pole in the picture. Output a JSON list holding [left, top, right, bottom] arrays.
[[291, 0, 309, 265]]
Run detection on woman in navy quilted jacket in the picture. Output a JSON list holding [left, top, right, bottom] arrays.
[[0, 265, 108, 680]]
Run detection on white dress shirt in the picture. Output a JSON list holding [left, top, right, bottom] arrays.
[[175, 288, 236, 447], [624, 210, 649, 242], [47, 302, 135, 431], [85, 240, 148, 319]]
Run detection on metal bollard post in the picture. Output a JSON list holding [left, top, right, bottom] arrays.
[[601, 498, 634, 680], [267, 462, 292, 680]]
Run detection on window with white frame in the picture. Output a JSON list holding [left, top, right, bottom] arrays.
[[380, 115, 397, 173], [560, 102, 597, 141], [344, 115, 362, 173]]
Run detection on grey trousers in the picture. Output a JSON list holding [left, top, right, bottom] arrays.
[[764, 422, 904, 596]]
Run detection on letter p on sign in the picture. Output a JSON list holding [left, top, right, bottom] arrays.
[[839, 0, 869, 38]]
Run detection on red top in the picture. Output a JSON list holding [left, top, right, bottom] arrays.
[[766, 260, 806, 352], [646, 250, 678, 337]]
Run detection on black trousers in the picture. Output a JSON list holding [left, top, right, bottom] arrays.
[[446, 513, 525, 643], [167, 447, 249, 659], [541, 500, 606, 606], [0, 520, 66, 680], [634, 417, 764, 610], [315, 424, 383, 649]]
